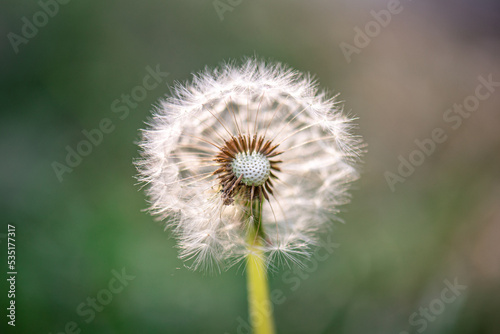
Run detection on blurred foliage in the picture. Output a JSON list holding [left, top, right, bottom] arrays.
[[1, 0, 500, 333]]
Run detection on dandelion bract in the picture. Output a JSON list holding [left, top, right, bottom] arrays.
[[136, 58, 362, 272]]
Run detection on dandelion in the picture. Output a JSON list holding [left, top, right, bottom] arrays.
[[136, 58, 362, 333]]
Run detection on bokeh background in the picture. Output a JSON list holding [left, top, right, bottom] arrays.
[[1, 0, 500, 333]]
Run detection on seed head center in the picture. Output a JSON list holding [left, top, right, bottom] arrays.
[[231, 152, 271, 186]]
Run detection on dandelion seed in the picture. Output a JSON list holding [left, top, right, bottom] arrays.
[[136, 58, 363, 272]]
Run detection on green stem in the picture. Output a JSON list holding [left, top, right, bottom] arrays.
[[246, 200, 276, 334]]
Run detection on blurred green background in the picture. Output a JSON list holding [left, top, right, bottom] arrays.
[[1, 0, 500, 333]]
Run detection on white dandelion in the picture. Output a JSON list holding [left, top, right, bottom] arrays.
[[136, 58, 362, 273]]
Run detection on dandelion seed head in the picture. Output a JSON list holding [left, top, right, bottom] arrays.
[[136, 58, 363, 272]]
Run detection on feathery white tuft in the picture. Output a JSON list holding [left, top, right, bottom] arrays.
[[136, 58, 363, 272]]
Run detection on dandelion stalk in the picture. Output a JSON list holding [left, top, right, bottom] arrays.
[[246, 199, 275, 334], [137, 58, 361, 272], [137, 58, 362, 330]]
